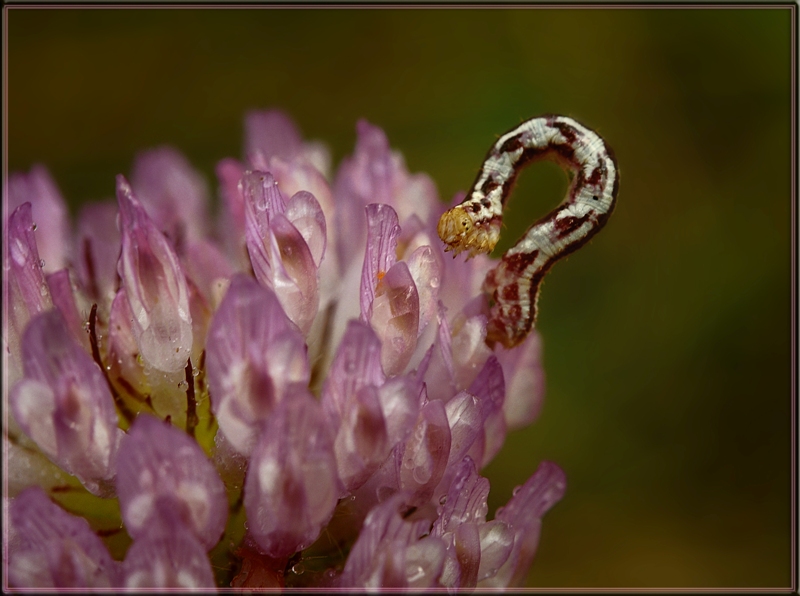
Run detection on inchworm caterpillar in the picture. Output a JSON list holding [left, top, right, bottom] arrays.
[[437, 115, 619, 349]]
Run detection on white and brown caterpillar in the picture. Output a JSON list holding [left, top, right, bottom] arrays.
[[438, 115, 619, 349]]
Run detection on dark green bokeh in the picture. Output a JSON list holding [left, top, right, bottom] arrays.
[[7, 7, 793, 588]]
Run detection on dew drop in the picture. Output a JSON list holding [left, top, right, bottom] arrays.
[[512, 485, 521, 496], [438, 494, 448, 505], [178, 380, 188, 389], [32, 223, 37, 231], [291, 563, 304, 575], [105, 365, 112, 371], [192, 369, 200, 377], [38, 259, 45, 268]]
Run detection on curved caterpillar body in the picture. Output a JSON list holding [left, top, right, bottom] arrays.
[[438, 115, 619, 349]]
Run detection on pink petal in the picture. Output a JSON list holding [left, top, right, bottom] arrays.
[[244, 391, 341, 558], [266, 213, 319, 335], [6, 165, 70, 273], [4, 202, 52, 379], [116, 175, 193, 373], [360, 203, 400, 321], [242, 170, 280, 285], [182, 239, 234, 309], [420, 301, 456, 403], [116, 414, 228, 550], [404, 536, 447, 588], [75, 201, 121, 308], [433, 457, 490, 537], [244, 109, 304, 165], [334, 384, 389, 492], [452, 521, 481, 587], [269, 156, 335, 261], [332, 121, 394, 271], [284, 190, 327, 267], [496, 330, 546, 429], [321, 319, 385, 423], [485, 461, 566, 587], [9, 487, 120, 588], [404, 244, 441, 334], [130, 146, 210, 249], [215, 157, 248, 268], [396, 170, 439, 229], [376, 375, 420, 447], [451, 308, 493, 390], [10, 310, 122, 497], [122, 501, 215, 588], [46, 268, 90, 352], [206, 274, 309, 456], [439, 392, 483, 492], [398, 400, 451, 506], [242, 170, 286, 229], [477, 520, 515, 583], [466, 355, 507, 467], [106, 288, 148, 396], [242, 171, 320, 333], [340, 492, 445, 588], [369, 261, 420, 376], [437, 236, 493, 318]]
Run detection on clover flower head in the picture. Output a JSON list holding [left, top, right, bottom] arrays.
[[4, 109, 562, 590]]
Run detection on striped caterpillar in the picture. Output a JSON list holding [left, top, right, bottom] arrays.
[[437, 115, 619, 349]]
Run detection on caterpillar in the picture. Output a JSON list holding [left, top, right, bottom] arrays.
[[437, 115, 619, 349]]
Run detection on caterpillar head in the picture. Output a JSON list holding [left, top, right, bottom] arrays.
[[437, 205, 501, 258]]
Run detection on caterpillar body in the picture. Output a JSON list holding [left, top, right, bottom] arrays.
[[438, 115, 619, 349]]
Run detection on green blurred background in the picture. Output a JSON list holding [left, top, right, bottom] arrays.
[[7, 7, 793, 589]]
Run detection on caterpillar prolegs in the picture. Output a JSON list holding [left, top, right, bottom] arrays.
[[437, 115, 619, 349]]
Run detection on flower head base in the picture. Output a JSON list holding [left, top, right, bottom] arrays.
[[4, 109, 566, 590]]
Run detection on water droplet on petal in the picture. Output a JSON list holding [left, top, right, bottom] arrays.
[[32, 223, 37, 231], [291, 563, 304, 575], [439, 494, 448, 505], [512, 485, 521, 496], [38, 259, 45, 268]]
